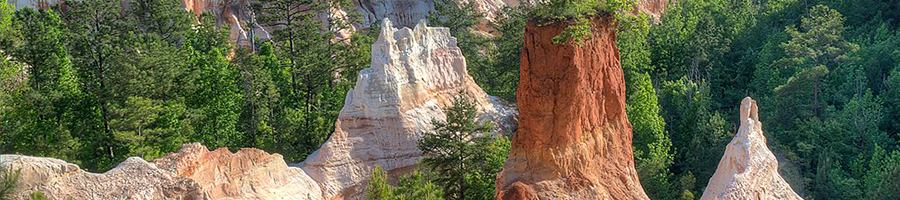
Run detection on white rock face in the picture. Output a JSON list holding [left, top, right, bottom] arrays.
[[0, 155, 207, 200], [354, 0, 526, 29], [700, 97, 803, 200], [7, 0, 58, 10], [301, 18, 514, 200]]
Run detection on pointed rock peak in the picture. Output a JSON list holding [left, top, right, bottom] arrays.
[[739, 97, 759, 127], [701, 97, 802, 200], [415, 19, 429, 31], [377, 18, 397, 44], [301, 14, 514, 199]]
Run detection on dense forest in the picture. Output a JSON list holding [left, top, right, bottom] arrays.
[[1, 0, 899, 199]]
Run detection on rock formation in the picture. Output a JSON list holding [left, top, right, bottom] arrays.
[[700, 97, 803, 200], [493, 16, 649, 200], [153, 143, 323, 200], [0, 155, 207, 200], [635, 0, 671, 22], [181, 0, 273, 46], [7, 0, 65, 10], [301, 18, 515, 200], [353, 0, 526, 29], [2, 143, 325, 200]]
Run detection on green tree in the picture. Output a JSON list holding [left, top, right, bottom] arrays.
[[0, 163, 21, 199], [182, 17, 243, 149], [417, 95, 506, 200], [234, 43, 280, 148], [659, 77, 732, 194], [366, 165, 445, 200], [1, 8, 80, 161], [482, 6, 529, 101], [531, 0, 635, 45], [366, 165, 395, 200], [0, 2, 14, 51], [127, 0, 194, 42], [256, 0, 356, 160], [776, 5, 858, 117], [618, 12, 675, 200], [65, 0, 130, 170], [882, 69, 900, 140], [110, 97, 188, 160], [780, 5, 859, 70], [862, 145, 900, 199]]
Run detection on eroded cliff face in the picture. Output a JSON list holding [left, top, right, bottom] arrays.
[[181, 0, 274, 46], [2, 143, 323, 200], [354, 0, 526, 29], [301, 18, 515, 200], [153, 143, 323, 200], [494, 16, 648, 200], [7, 0, 65, 10], [0, 155, 208, 200], [700, 97, 803, 200]]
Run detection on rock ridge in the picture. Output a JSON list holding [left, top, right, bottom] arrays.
[[699, 97, 803, 200]]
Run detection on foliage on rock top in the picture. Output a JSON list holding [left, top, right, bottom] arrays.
[[530, 0, 637, 45]]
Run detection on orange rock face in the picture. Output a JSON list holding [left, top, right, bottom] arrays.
[[495, 16, 649, 200]]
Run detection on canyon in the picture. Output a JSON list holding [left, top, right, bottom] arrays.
[[2, 1, 809, 200]]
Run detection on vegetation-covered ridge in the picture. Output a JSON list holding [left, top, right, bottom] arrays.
[[0, 0, 899, 199], [0, 0, 374, 171]]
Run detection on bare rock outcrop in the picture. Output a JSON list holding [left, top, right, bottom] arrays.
[[7, 0, 65, 10], [2, 143, 324, 200], [181, 0, 273, 46], [301, 18, 514, 200], [0, 155, 207, 200], [700, 97, 803, 200], [494, 16, 649, 200], [153, 143, 323, 200], [635, 0, 671, 22], [354, 0, 527, 29]]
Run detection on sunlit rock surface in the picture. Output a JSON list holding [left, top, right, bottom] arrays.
[[154, 143, 323, 200], [301, 18, 515, 200], [0, 155, 208, 200], [700, 97, 803, 200], [494, 16, 649, 200]]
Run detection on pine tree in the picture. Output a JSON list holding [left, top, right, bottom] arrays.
[[0, 163, 21, 199], [65, 0, 129, 170], [183, 16, 243, 149], [2, 8, 80, 161], [417, 94, 505, 200]]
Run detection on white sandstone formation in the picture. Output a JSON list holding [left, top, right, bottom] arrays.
[[0, 155, 207, 200], [700, 97, 803, 200], [301, 18, 514, 199]]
